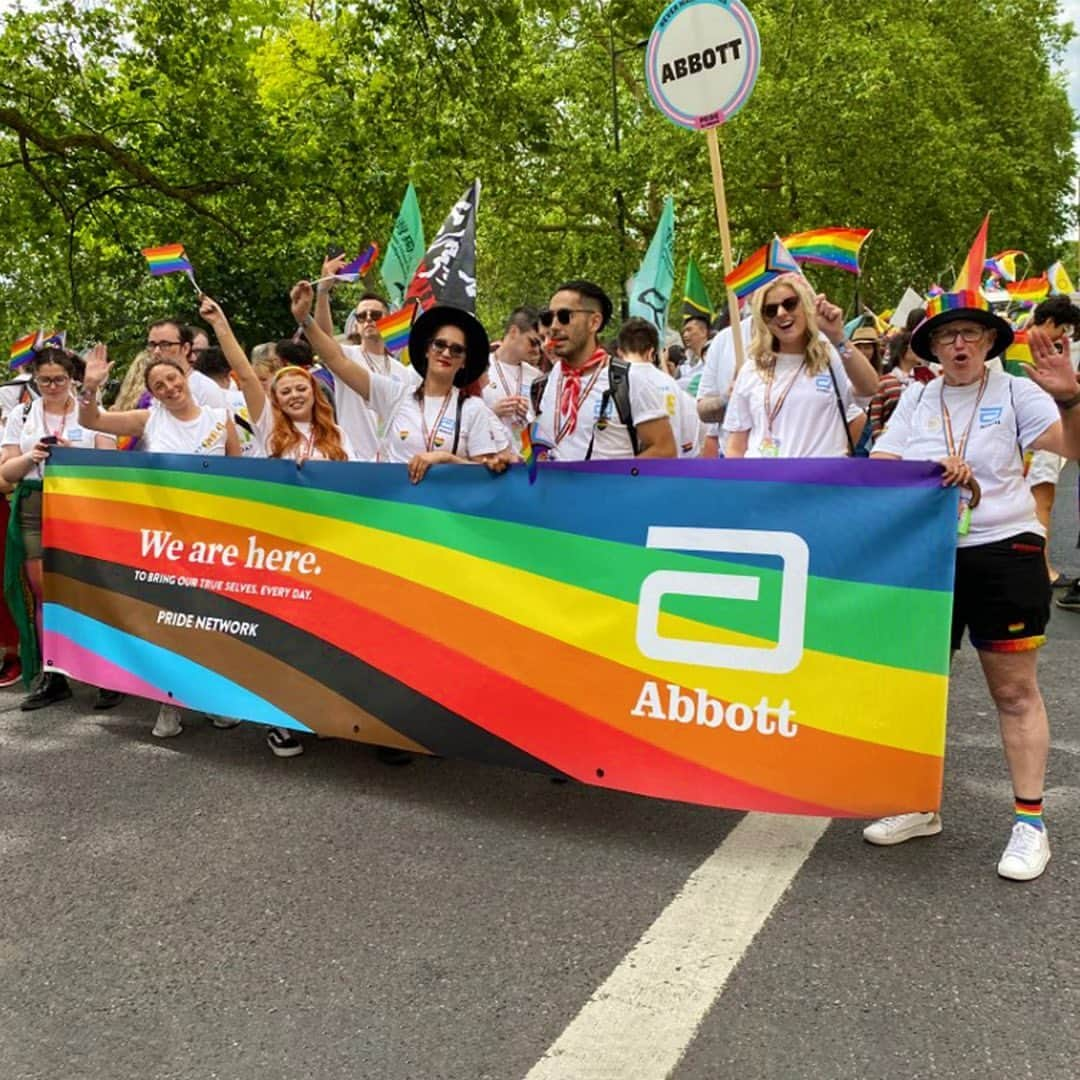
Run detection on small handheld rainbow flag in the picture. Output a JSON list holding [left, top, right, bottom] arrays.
[[953, 214, 990, 292], [520, 424, 537, 484], [376, 302, 416, 353], [38, 330, 66, 351], [142, 243, 193, 276], [341, 243, 379, 279], [9, 330, 39, 370], [1003, 329, 1033, 377], [985, 249, 1025, 282], [783, 227, 872, 275], [724, 236, 802, 301], [1006, 277, 1049, 304]]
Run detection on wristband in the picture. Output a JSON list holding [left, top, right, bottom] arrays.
[[1056, 390, 1080, 410], [302, 313, 314, 328], [78, 390, 97, 406]]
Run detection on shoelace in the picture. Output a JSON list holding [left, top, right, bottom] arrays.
[[1004, 822, 1043, 858]]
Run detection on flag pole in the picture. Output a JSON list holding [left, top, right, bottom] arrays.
[[705, 126, 746, 375]]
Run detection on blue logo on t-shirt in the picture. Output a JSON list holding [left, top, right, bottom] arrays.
[[979, 406, 1003, 427], [815, 375, 832, 393]]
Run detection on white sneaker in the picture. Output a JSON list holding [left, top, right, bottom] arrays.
[[863, 811, 942, 846], [152, 704, 183, 738], [997, 822, 1050, 881]]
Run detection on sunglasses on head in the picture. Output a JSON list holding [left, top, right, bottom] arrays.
[[762, 296, 801, 321], [538, 307, 595, 328]]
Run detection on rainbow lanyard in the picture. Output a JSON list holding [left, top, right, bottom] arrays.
[[762, 358, 806, 440], [939, 367, 988, 462], [492, 357, 523, 399]]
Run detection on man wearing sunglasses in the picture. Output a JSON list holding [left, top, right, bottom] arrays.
[[533, 280, 676, 460], [314, 252, 420, 460], [483, 306, 543, 461]]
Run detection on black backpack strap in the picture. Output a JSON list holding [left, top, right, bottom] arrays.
[[451, 391, 467, 456], [827, 361, 857, 456], [606, 358, 638, 455], [530, 372, 548, 416]]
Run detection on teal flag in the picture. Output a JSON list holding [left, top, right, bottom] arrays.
[[629, 196, 676, 338], [380, 182, 425, 308]]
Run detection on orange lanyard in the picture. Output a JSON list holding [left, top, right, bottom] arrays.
[[762, 358, 806, 438], [939, 368, 988, 461], [420, 390, 454, 452], [493, 357, 523, 398]]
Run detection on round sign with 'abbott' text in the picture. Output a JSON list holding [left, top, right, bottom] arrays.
[[645, 0, 760, 130]]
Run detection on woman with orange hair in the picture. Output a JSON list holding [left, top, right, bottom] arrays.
[[198, 297, 358, 465]]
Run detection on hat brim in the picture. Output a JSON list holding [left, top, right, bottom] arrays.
[[910, 308, 1013, 362], [408, 305, 490, 387]]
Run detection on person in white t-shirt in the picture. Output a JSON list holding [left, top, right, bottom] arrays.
[[616, 318, 703, 457], [313, 257, 420, 461], [862, 289, 1080, 883], [483, 306, 544, 462], [77, 346, 241, 740], [199, 296, 358, 473], [193, 345, 259, 456], [533, 280, 676, 461], [144, 318, 228, 411], [291, 283, 509, 483], [724, 274, 868, 458], [0, 347, 116, 711], [678, 314, 710, 394]]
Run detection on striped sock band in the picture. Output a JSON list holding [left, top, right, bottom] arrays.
[[1015, 796, 1045, 831]]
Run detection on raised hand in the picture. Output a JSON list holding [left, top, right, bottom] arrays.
[[321, 254, 348, 284], [199, 295, 229, 332], [814, 294, 845, 344], [291, 281, 314, 324], [1027, 326, 1079, 402], [81, 343, 113, 391]]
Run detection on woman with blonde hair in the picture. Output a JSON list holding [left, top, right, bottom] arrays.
[[723, 273, 877, 458]]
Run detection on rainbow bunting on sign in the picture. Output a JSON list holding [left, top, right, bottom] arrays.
[[10, 331, 39, 369], [783, 227, 871, 275], [1006, 277, 1049, 304], [42, 451, 957, 817], [141, 244, 194, 277], [376, 303, 415, 353], [724, 236, 802, 300], [341, 243, 380, 279]]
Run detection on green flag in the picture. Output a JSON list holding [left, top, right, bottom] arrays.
[[682, 257, 713, 322], [629, 195, 676, 338], [380, 182, 425, 309]]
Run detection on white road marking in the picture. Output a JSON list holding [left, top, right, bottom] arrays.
[[525, 813, 829, 1080]]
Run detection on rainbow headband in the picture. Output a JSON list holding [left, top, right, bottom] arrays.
[[923, 289, 990, 320]]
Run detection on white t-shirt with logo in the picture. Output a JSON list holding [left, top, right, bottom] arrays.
[[333, 345, 420, 461], [144, 406, 230, 456], [874, 370, 1059, 547], [482, 357, 543, 460], [724, 352, 862, 458], [637, 364, 703, 458], [535, 358, 668, 461], [252, 407, 359, 461], [3, 398, 115, 480], [366, 373, 508, 464]]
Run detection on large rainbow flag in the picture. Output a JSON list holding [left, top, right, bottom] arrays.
[[41, 452, 956, 817]]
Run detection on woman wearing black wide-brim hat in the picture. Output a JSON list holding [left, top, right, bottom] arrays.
[[862, 287, 1080, 882], [289, 283, 509, 482]]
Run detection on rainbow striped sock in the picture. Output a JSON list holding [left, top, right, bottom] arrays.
[[1015, 796, 1045, 831]]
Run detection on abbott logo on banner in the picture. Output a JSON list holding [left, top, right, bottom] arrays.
[[635, 527, 810, 675]]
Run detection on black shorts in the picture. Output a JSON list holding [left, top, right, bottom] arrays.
[[951, 532, 1050, 653]]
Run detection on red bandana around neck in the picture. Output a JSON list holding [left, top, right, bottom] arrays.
[[557, 348, 608, 440]]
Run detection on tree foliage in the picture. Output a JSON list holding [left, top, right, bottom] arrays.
[[0, 0, 1075, 360]]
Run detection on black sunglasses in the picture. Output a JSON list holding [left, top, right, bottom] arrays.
[[430, 337, 467, 359], [762, 296, 801, 320], [539, 307, 595, 328]]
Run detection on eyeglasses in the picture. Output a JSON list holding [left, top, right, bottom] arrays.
[[354, 310, 385, 323], [762, 297, 801, 321], [931, 326, 987, 346], [539, 308, 596, 328], [430, 338, 467, 359], [35, 375, 70, 388], [146, 339, 182, 351]]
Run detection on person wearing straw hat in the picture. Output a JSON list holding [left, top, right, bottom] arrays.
[[289, 282, 509, 483], [864, 288, 1077, 881]]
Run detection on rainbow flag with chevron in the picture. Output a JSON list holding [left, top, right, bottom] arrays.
[[42, 451, 956, 816]]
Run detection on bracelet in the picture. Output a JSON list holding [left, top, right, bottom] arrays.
[[1056, 391, 1080, 410], [302, 313, 314, 328], [77, 390, 96, 406]]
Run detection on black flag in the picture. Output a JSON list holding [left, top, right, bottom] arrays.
[[405, 180, 479, 313]]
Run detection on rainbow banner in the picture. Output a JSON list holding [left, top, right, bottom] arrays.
[[41, 451, 957, 817], [783, 227, 872, 275]]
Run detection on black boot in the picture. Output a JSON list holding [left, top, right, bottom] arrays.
[[20, 672, 73, 712], [92, 688, 125, 711]]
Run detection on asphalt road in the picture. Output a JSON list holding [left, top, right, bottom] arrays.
[[3, 468, 1080, 1080]]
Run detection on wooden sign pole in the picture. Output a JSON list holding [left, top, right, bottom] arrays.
[[705, 126, 746, 375]]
